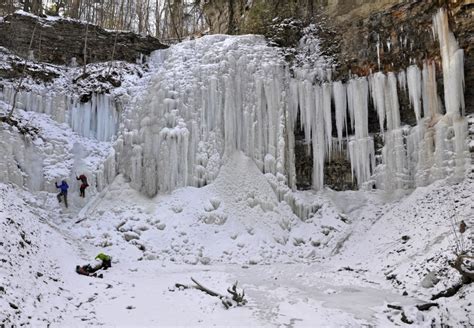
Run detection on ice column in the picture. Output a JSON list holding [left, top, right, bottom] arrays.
[[333, 81, 347, 150], [433, 8, 467, 181], [347, 77, 375, 187], [369, 72, 386, 133], [421, 61, 440, 120], [407, 65, 422, 122], [433, 8, 465, 118], [70, 94, 119, 142]]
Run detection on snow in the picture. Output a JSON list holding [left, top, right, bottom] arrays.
[[0, 7, 473, 328], [0, 100, 115, 206], [1, 154, 472, 326]]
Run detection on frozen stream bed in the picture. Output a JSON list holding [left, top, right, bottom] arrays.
[[58, 262, 419, 327]]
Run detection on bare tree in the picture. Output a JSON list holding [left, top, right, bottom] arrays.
[[83, 1, 91, 75], [31, 0, 43, 15], [0, 0, 15, 15], [108, 25, 120, 75], [8, 23, 38, 119]]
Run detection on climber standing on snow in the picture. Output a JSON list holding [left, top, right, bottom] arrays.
[[55, 180, 69, 208], [76, 174, 89, 198]]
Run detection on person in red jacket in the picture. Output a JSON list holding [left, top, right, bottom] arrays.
[[76, 174, 89, 198]]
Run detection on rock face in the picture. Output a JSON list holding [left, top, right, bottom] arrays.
[[331, 0, 473, 115], [204, 0, 472, 191], [205, 0, 472, 114], [0, 13, 167, 65]]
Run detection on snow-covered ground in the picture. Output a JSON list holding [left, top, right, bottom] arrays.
[[1, 141, 472, 326]]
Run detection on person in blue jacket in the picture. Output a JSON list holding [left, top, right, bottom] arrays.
[[55, 180, 69, 208]]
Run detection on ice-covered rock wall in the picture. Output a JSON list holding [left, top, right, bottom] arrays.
[[0, 101, 116, 208], [0, 85, 119, 142], [0, 121, 115, 196], [0, 129, 45, 191], [118, 9, 468, 196], [117, 35, 293, 196]]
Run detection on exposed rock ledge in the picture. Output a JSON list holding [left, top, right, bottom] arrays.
[[0, 12, 167, 66]]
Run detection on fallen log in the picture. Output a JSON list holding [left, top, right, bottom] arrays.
[[175, 277, 247, 309], [416, 303, 439, 311]]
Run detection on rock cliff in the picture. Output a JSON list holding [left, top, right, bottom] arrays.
[[0, 12, 167, 66], [202, 0, 472, 190], [204, 0, 473, 114]]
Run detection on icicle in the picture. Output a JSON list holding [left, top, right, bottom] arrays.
[[421, 61, 439, 119], [385, 72, 400, 131], [347, 77, 374, 188], [333, 81, 347, 150], [433, 8, 465, 118], [407, 65, 422, 122], [312, 85, 325, 190], [347, 81, 355, 131], [322, 83, 332, 158], [369, 71, 386, 133], [433, 8, 468, 180], [398, 70, 407, 94], [376, 35, 381, 71]]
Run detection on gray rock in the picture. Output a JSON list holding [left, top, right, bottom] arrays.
[[0, 13, 167, 66], [123, 231, 140, 242], [421, 272, 440, 288]]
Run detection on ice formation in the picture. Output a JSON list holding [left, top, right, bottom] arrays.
[[113, 8, 467, 196], [0, 107, 115, 203], [0, 129, 44, 191], [115, 35, 291, 196], [0, 9, 467, 200], [0, 85, 119, 142]]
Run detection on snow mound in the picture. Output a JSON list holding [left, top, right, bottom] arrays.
[[72, 151, 352, 266]]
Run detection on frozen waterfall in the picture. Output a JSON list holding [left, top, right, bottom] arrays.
[[116, 8, 467, 196], [117, 35, 291, 196], [0, 85, 119, 142]]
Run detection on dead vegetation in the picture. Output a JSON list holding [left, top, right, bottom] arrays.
[[174, 277, 247, 309]]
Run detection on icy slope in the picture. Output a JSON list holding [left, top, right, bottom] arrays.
[[332, 171, 474, 326], [55, 156, 472, 326], [0, 184, 84, 326]]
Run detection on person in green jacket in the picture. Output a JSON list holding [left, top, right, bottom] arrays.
[[95, 253, 112, 269], [75, 253, 112, 277]]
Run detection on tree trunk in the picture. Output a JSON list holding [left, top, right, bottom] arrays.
[[8, 23, 38, 119], [83, 3, 90, 74], [23, 0, 31, 12], [31, 0, 42, 15], [155, 0, 161, 37]]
